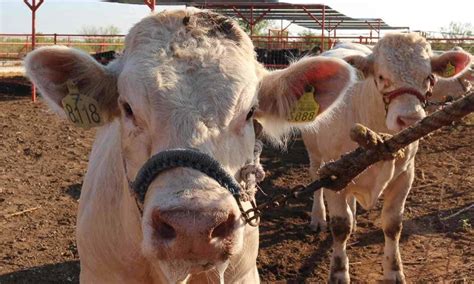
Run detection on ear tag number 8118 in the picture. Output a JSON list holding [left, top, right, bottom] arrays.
[[288, 85, 320, 123], [61, 80, 103, 129]]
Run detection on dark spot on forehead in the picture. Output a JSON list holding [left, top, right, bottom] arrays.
[[184, 12, 241, 44], [182, 16, 190, 26]]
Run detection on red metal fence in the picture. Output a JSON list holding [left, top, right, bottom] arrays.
[[0, 33, 125, 60], [1, 33, 473, 61]]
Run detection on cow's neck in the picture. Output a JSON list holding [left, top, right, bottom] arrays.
[[77, 121, 167, 282], [346, 77, 389, 133]]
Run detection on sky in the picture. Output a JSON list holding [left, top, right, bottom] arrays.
[[0, 0, 472, 35]]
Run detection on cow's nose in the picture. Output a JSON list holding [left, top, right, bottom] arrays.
[[396, 115, 421, 129], [151, 209, 237, 242]]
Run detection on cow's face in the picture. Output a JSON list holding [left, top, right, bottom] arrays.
[[25, 9, 354, 281], [345, 33, 471, 132]]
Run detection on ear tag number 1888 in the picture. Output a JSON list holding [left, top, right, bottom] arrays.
[[288, 85, 320, 123], [61, 80, 102, 129]]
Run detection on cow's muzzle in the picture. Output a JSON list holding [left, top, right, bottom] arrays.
[[128, 148, 260, 226]]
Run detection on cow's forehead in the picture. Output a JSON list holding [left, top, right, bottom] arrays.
[[117, 9, 259, 135], [120, 8, 258, 91], [373, 33, 432, 82], [124, 9, 255, 59]]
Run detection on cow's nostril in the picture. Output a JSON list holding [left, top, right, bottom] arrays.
[[397, 115, 421, 128], [211, 214, 236, 239], [152, 212, 176, 240], [156, 221, 176, 240], [396, 116, 406, 128]]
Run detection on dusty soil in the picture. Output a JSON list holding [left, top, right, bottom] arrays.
[[0, 77, 473, 283]]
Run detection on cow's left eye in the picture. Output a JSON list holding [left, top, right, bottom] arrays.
[[246, 106, 256, 121], [121, 102, 134, 118]]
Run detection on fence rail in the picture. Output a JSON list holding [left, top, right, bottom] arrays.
[[1, 33, 473, 63], [0, 33, 125, 59]]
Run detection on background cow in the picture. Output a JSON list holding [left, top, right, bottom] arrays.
[[302, 34, 471, 283], [25, 9, 354, 283]]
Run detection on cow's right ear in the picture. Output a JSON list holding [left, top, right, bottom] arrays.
[[343, 54, 373, 77], [256, 56, 354, 140], [25, 46, 119, 123]]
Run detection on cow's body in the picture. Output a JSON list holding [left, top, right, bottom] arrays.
[[25, 9, 355, 283], [302, 36, 471, 282]]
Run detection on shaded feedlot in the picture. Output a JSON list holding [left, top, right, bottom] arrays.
[[0, 77, 473, 283]]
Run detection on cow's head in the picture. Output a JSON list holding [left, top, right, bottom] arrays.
[[345, 33, 471, 132], [25, 9, 353, 281]]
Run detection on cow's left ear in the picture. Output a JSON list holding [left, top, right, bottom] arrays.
[[255, 57, 354, 137], [25, 46, 120, 123], [431, 51, 472, 78]]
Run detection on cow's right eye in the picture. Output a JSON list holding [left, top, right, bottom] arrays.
[[122, 102, 134, 118]]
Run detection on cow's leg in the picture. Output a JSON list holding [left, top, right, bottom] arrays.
[[326, 190, 353, 283], [310, 189, 327, 232], [381, 164, 413, 284], [348, 194, 357, 233], [307, 146, 327, 232]]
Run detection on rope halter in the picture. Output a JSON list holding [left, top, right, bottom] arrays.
[[128, 148, 262, 227]]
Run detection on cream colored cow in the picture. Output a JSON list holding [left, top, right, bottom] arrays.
[[25, 9, 355, 283], [303, 34, 471, 283]]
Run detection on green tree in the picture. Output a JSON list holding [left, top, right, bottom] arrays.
[[298, 29, 323, 51], [438, 22, 474, 52], [440, 22, 473, 38], [80, 25, 121, 36], [236, 19, 274, 36], [79, 25, 122, 52]]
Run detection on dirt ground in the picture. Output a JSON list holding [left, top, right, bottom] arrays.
[[0, 77, 473, 283]]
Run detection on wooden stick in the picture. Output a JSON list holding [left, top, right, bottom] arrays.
[[4, 206, 40, 218], [440, 203, 474, 221]]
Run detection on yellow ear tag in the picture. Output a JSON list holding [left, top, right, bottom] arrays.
[[443, 62, 456, 77], [288, 85, 320, 123], [61, 80, 103, 129]]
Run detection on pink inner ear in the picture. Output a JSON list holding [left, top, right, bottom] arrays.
[[452, 53, 471, 74], [32, 51, 77, 84], [290, 62, 343, 98]]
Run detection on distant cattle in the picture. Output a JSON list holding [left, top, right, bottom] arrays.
[[302, 35, 471, 283], [25, 8, 354, 283]]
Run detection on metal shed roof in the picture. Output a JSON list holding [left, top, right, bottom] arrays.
[[188, 2, 409, 31], [103, 1, 409, 31]]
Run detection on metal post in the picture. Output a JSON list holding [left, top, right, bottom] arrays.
[[250, 6, 254, 36], [53, 33, 57, 45], [144, 0, 155, 11], [377, 19, 381, 39], [321, 5, 325, 52], [24, 0, 44, 102]]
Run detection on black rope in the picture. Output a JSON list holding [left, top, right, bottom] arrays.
[[130, 148, 242, 204]]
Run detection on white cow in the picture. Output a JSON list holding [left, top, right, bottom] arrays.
[[302, 34, 471, 283], [25, 9, 354, 283]]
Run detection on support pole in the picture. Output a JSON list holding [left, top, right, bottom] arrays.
[[377, 19, 381, 39], [24, 0, 44, 102], [144, 0, 155, 11], [250, 6, 254, 36], [321, 6, 325, 51]]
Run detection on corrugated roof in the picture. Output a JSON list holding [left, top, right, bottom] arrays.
[[188, 2, 409, 31], [103, 1, 409, 31]]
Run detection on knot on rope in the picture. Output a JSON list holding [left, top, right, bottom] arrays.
[[240, 139, 265, 201]]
